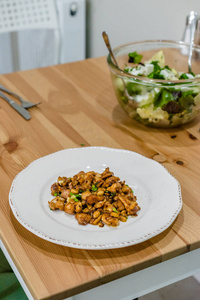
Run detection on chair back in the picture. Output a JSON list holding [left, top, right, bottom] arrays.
[[0, 0, 59, 73]]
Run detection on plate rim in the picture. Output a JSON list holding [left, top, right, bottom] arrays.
[[9, 146, 182, 250]]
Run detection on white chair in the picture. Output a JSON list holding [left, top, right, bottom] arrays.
[[0, 0, 60, 73]]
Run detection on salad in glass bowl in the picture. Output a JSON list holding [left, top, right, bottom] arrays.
[[107, 40, 200, 127]]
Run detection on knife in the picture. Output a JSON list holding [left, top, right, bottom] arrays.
[[0, 90, 31, 120]]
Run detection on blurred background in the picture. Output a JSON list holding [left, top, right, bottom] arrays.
[[1, 0, 200, 74], [86, 0, 200, 58]]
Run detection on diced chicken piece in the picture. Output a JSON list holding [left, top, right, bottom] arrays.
[[84, 173, 94, 184], [103, 202, 114, 213], [90, 214, 102, 225], [75, 213, 92, 225], [51, 182, 59, 195], [86, 195, 103, 205], [94, 200, 106, 208], [75, 202, 82, 213], [94, 173, 101, 182], [57, 176, 68, 186], [107, 182, 121, 193], [121, 184, 132, 194], [118, 195, 137, 215], [77, 171, 85, 177], [116, 200, 125, 211], [101, 167, 113, 179], [48, 198, 57, 210], [102, 176, 120, 188], [68, 182, 73, 189], [102, 213, 119, 227], [64, 202, 75, 214], [60, 189, 70, 199], [49, 197, 65, 210], [81, 191, 92, 200], [56, 201, 64, 210]]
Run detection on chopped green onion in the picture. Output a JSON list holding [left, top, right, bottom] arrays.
[[70, 192, 81, 201], [70, 192, 77, 196], [92, 184, 98, 191], [113, 207, 118, 213], [110, 192, 116, 197]]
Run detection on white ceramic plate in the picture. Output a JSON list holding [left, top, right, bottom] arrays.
[[9, 147, 182, 250]]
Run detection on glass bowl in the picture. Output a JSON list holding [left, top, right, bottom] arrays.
[[107, 40, 200, 127]]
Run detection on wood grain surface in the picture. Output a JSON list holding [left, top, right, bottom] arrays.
[[1, 57, 200, 300]]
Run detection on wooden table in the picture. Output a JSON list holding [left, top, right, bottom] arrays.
[[1, 57, 200, 300]]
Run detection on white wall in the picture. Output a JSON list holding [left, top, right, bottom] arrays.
[[86, 0, 200, 58]]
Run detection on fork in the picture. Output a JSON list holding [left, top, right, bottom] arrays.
[[0, 84, 41, 109], [102, 31, 136, 104]]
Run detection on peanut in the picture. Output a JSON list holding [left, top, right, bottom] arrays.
[[71, 188, 78, 194], [93, 210, 100, 218]]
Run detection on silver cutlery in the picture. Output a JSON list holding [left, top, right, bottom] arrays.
[[0, 90, 31, 120], [0, 84, 41, 109], [102, 31, 136, 104]]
